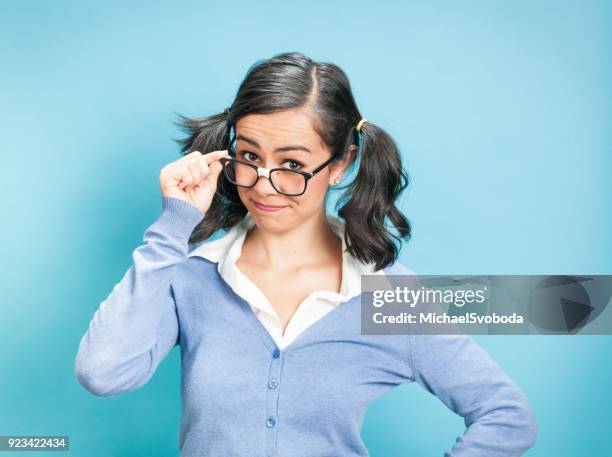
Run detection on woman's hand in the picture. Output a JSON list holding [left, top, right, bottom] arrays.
[[159, 149, 229, 214]]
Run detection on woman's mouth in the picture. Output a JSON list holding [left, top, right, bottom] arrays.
[[252, 200, 287, 213]]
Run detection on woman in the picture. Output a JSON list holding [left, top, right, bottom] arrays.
[[75, 52, 537, 456]]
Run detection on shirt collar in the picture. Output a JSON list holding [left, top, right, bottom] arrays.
[[188, 212, 384, 302]]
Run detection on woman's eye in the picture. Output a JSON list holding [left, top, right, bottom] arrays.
[[283, 160, 304, 170], [239, 151, 259, 162], [238, 151, 304, 170]]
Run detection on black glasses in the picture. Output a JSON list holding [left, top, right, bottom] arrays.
[[221, 133, 338, 196], [220, 156, 337, 196]]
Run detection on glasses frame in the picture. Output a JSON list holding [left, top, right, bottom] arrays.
[[221, 130, 339, 196]]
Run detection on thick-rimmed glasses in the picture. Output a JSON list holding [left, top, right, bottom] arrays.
[[220, 156, 337, 196], [221, 133, 338, 196]]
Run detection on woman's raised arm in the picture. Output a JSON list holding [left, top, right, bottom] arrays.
[[75, 148, 228, 396], [74, 196, 204, 396]]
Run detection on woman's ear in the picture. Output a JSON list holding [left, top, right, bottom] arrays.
[[329, 144, 358, 185]]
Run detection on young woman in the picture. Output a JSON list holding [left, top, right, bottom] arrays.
[[75, 52, 537, 457]]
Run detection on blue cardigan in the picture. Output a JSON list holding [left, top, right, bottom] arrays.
[[75, 196, 537, 457]]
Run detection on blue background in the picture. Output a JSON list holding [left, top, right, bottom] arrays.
[[1, 1, 610, 455]]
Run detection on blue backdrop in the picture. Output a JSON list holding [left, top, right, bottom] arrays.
[[1, 1, 610, 456]]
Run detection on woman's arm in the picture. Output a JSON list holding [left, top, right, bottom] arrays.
[[74, 196, 204, 397], [409, 332, 538, 456]]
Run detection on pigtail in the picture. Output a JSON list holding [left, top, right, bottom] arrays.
[[337, 121, 412, 271], [172, 109, 231, 156], [171, 108, 248, 244]]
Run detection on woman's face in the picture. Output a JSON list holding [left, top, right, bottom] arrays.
[[233, 108, 354, 232]]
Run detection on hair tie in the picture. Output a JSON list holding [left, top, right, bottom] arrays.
[[224, 107, 230, 118], [356, 118, 367, 133]]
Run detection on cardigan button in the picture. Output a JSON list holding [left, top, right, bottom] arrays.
[[266, 416, 276, 427], [268, 380, 278, 389], [272, 349, 280, 358]]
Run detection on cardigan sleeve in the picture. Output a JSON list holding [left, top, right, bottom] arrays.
[[409, 331, 538, 456], [75, 196, 204, 397]]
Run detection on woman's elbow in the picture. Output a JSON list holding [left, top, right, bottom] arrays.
[[499, 395, 538, 453], [518, 401, 538, 452], [75, 366, 114, 397], [473, 390, 539, 454], [74, 353, 117, 397], [74, 346, 154, 397]]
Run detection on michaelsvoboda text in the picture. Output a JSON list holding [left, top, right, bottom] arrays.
[[372, 312, 524, 324]]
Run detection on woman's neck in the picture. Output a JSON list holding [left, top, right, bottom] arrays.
[[240, 212, 342, 272]]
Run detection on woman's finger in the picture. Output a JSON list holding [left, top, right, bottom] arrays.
[[202, 149, 229, 165]]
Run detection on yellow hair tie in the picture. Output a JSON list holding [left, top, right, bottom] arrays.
[[356, 118, 367, 133]]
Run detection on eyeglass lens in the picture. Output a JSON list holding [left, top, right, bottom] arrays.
[[224, 160, 306, 196]]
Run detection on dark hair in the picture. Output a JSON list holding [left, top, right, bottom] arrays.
[[172, 51, 411, 271]]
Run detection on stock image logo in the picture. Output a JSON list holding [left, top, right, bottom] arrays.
[[362, 275, 612, 335]]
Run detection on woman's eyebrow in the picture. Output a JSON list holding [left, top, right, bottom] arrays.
[[236, 134, 311, 154]]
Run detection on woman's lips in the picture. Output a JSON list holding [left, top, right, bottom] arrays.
[[253, 200, 287, 212]]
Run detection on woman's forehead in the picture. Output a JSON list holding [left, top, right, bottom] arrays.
[[235, 110, 324, 151]]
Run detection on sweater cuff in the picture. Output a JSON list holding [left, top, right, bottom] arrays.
[[154, 196, 205, 240]]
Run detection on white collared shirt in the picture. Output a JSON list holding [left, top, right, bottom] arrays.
[[187, 212, 385, 349]]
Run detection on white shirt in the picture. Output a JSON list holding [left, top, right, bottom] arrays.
[[187, 212, 385, 349]]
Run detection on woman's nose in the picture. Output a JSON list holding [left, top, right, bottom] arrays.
[[253, 170, 278, 194]]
